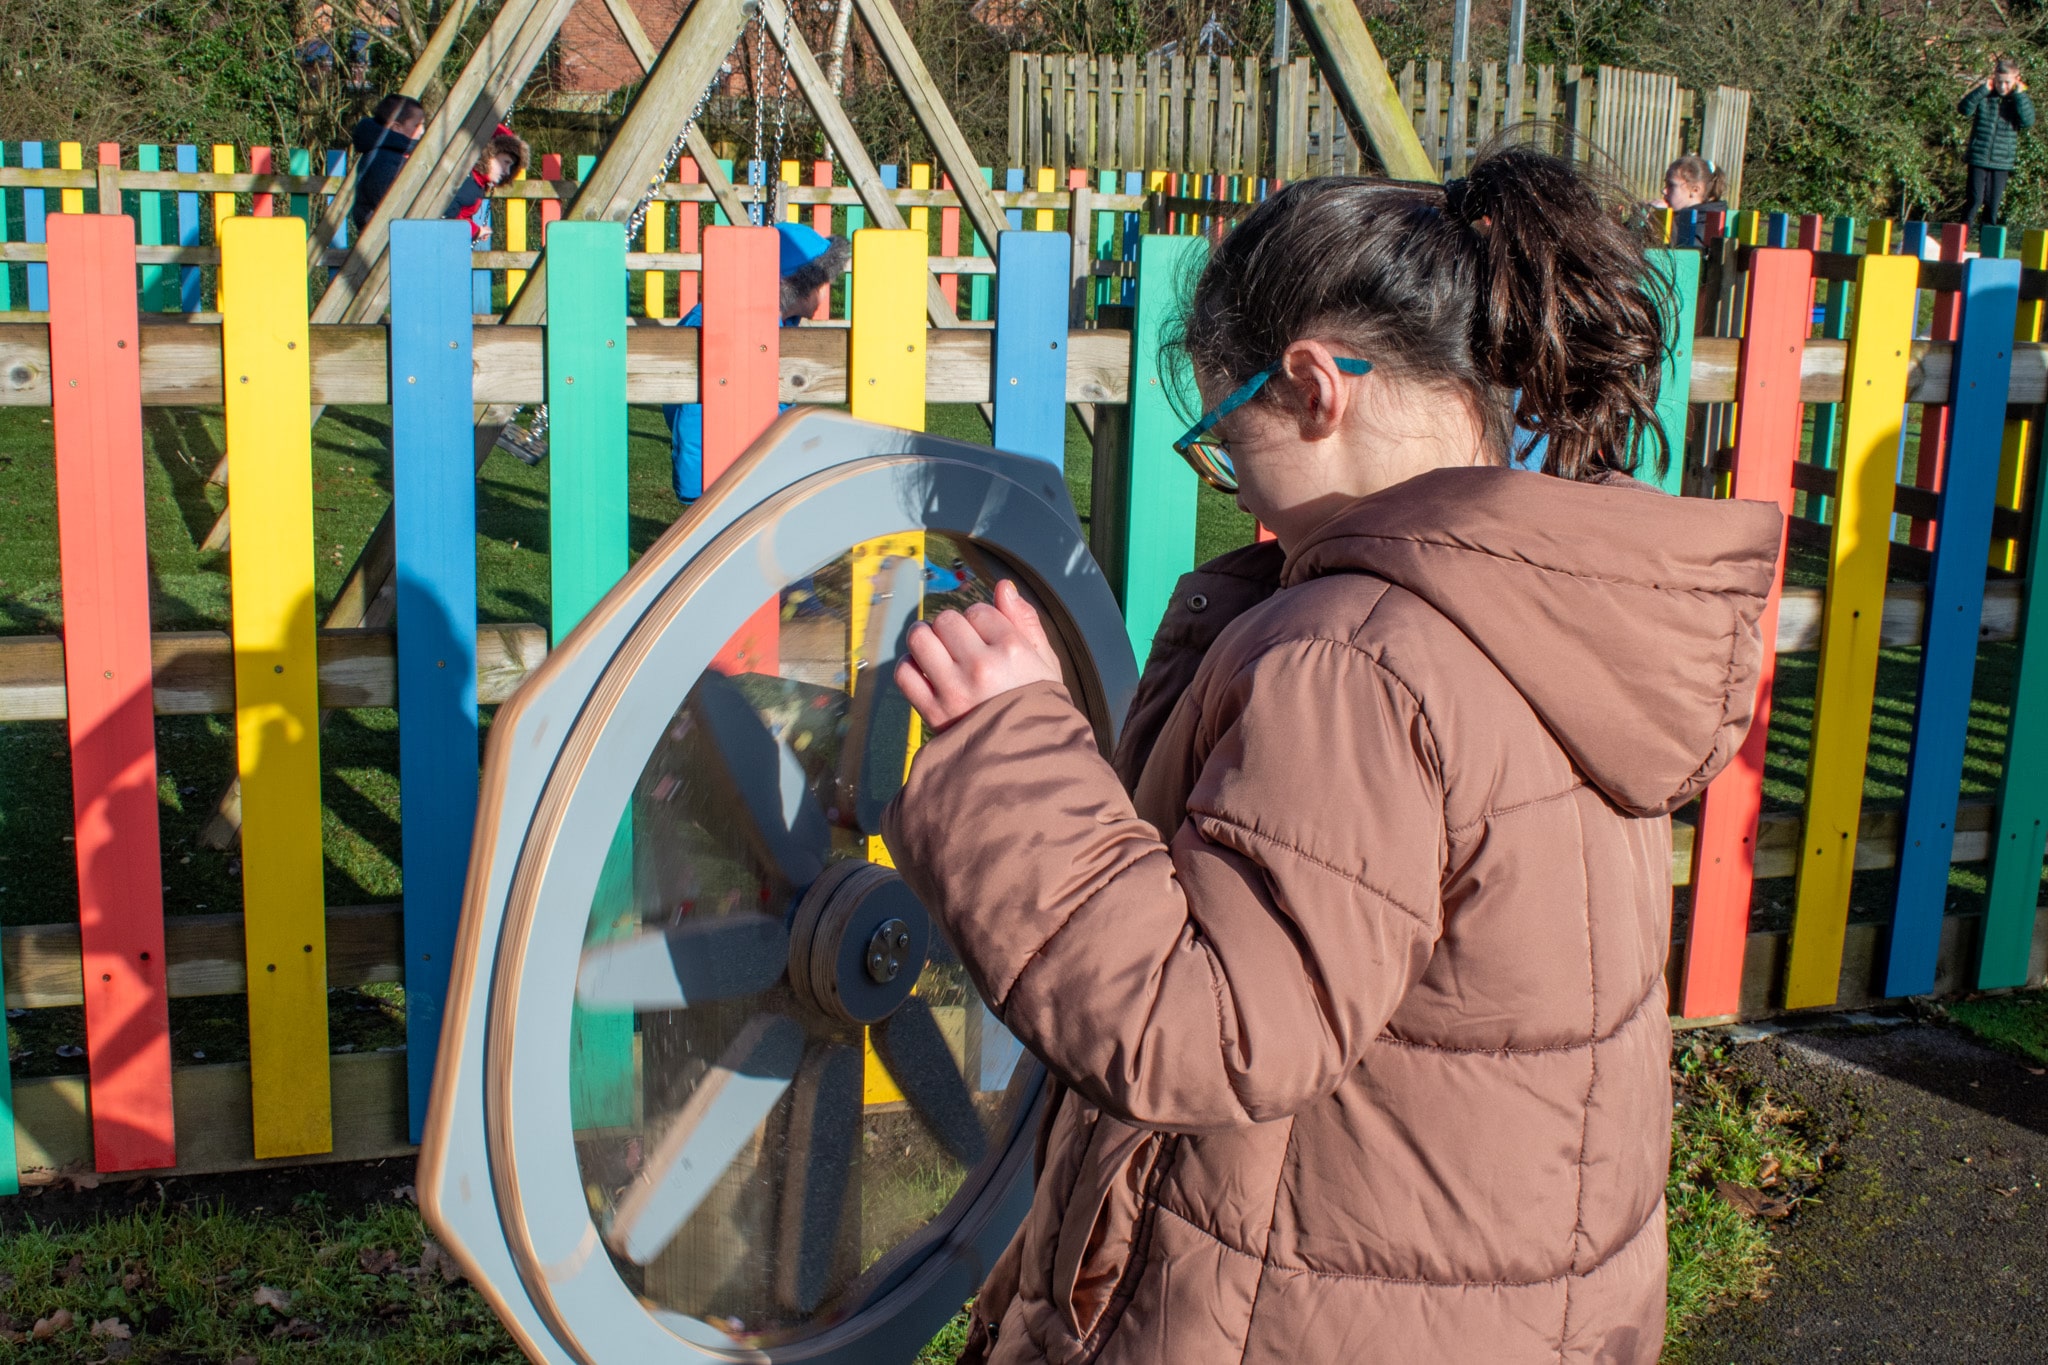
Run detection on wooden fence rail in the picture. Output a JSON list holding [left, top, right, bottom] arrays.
[[0, 200, 2044, 1190]]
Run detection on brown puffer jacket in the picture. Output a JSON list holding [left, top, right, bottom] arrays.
[[884, 466, 1781, 1364]]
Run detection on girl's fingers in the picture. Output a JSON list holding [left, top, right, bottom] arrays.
[[895, 656, 946, 728], [929, 606, 989, 657], [904, 618, 960, 682], [996, 581, 1059, 669]]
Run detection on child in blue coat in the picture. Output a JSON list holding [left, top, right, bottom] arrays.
[[665, 222, 852, 502]]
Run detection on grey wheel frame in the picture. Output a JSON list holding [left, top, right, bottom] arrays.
[[420, 410, 1138, 1364]]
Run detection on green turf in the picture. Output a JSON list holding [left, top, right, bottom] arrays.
[[0, 1194, 518, 1360], [1664, 1035, 1824, 1341], [1946, 989, 2048, 1066]]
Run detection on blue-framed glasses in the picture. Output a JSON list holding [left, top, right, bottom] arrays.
[[1172, 357, 1373, 493]]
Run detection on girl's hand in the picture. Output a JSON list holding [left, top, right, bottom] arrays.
[[895, 580, 1062, 731]]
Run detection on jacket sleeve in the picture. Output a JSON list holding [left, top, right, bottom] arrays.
[[2015, 90, 2037, 131], [445, 176, 484, 219], [1961, 84, 1987, 116], [1112, 543, 1284, 789], [882, 637, 1445, 1133]]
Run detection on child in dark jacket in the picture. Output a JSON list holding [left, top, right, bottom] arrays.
[[349, 94, 425, 231], [1960, 59, 2036, 231], [446, 128, 530, 245]]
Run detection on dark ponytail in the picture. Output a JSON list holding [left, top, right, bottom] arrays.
[[1177, 138, 1671, 481]]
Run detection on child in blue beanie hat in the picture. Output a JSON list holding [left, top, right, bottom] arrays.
[[665, 222, 852, 503]]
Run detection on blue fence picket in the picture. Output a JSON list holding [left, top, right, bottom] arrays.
[[0, 143, 11, 313], [991, 231, 1069, 468], [327, 149, 349, 257], [1885, 256, 2022, 996], [24, 142, 47, 312], [175, 144, 201, 312], [388, 221, 481, 1141], [1121, 171, 1143, 304]]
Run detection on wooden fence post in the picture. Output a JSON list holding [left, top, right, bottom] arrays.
[[23, 142, 48, 312], [1805, 216, 1857, 522], [1783, 253, 1921, 1009], [390, 220, 480, 1142], [220, 215, 331, 1158], [137, 146, 166, 312], [47, 212, 178, 1172], [175, 145, 201, 312], [548, 220, 634, 1129], [1679, 247, 1812, 1019], [1119, 233, 1205, 656], [992, 231, 1069, 467], [1887, 255, 2021, 997], [0, 141, 11, 315], [1645, 247, 1699, 495], [1980, 226, 2048, 989]]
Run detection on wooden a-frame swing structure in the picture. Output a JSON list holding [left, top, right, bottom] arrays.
[[196, 0, 1431, 843]]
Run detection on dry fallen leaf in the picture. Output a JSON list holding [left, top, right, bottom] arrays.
[[89, 1318, 132, 1340], [269, 1316, 321, 1340], [419, 1240, 464, 1283], [32, 1309, 75, 1339], [1716, 1179, 1793, 1220], [231, 1355, 259, 1365], [359, 1247, 401, 1276], [58, 1252, 86, 1285], [390, 1184, 417, 1205], [251, 1285, 293, 1313], [1755, 1156, 1781, 1188]]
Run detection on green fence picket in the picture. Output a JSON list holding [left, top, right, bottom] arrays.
[[1120, 233, 1205, 658]]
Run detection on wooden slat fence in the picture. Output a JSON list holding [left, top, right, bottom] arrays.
[[1008, 53, 1751, 203]]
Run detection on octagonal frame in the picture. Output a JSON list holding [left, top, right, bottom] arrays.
[[420, 410, 1138, 1364]]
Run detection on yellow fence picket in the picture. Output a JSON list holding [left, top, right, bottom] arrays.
[[848, 228, 927, 1105], [1783, 254, 1921, 1008], [220, 217, 332, 1156]]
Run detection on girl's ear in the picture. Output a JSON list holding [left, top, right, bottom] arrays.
[[1279, 340, 1352, 440]]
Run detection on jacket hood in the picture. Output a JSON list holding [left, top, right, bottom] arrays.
[[352, 118, 414, 155], [1282, 465, 1782, 816]]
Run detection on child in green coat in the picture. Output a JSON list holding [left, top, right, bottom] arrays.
[[1960, 58, 2035, 232]]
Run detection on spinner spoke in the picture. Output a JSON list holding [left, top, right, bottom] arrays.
[[575, 914, 790, 1010], [686, 672, 832, 886], [872, 996, 988, 1168], [606, 1013, 805, 1265], [773, 1041, 865, 1313], [837, 554, 924, 834]]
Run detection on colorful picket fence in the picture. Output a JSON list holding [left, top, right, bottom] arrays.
[[1, 196, 2046, 1190], [0, 139, 1265, 331]]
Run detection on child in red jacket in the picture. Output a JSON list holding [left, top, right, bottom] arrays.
[[446, 127, 529, 245]]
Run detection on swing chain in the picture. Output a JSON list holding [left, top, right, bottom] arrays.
[[623, 44, 732, 245]]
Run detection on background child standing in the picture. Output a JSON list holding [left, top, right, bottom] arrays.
[[1960, 58, 2035, 235]]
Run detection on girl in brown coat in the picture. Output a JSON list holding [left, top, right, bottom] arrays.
[[883, 146, 1782, 1364]]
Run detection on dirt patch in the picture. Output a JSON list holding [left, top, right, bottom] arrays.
[[1668, 1021, 2048, 1364], [0, 1155, 419, 1236]]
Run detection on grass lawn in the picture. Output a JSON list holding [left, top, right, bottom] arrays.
[[0, 1021, 1850, 1359], [1946, 989, 2048, 1066]]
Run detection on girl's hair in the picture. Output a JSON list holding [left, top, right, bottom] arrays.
[[1177, 142, 1670, 480], [481, 132, 530, 177], [1665, 154, 1727, 205]]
